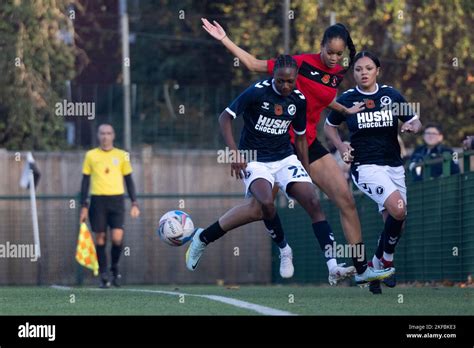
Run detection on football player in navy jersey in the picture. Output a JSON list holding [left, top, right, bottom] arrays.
[[186, 56, 394, 284], [325, 51, 422, 293]]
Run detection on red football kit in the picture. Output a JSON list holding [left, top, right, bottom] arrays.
[[267, 53, 344, 146]]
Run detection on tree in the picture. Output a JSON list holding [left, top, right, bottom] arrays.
[[0, 0, 78, 150], [204, 0, 473, 146]]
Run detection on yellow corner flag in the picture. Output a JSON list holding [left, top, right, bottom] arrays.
[[75, 223, 99, 276]]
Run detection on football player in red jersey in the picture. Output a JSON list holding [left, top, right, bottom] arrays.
[[201, 19, 390, 284]]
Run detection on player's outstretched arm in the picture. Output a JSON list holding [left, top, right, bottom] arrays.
[[202, 18, 267, 73], [328, 98, 365, 115], [218, 110, 247, 179], [401, 118, 422, 133]]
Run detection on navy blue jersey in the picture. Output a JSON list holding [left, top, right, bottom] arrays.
[[225, 78, 307, 162], [326, 84, 418, 167]]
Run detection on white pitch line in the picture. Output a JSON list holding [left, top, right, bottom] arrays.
[[51, 285, 296, 316], [50, 285, 73, 291], [198, 294, 295, 316]]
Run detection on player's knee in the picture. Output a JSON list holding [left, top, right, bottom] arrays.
[[260, 200, 276, 220], [390, 207, 406, 221], [307, 195, 325, 220], [336, 188, 356, 210], [305, 194, 319, 210], [95, 235, 106, 245], [111, 237, 123, 245], [248, 200, 264, 221]]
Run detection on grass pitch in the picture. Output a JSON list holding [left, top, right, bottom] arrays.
[[0, 285, 471, 315]]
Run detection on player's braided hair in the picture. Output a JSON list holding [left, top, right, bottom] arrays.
[[321, 23, 356, 73], [273, 54, 298, 73]]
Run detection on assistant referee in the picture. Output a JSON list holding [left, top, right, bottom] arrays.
[[79, 124, 140, 288]]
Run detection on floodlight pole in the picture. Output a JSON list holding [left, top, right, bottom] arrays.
[[283, 0, 290, 54], [119, 0, 132, 150]]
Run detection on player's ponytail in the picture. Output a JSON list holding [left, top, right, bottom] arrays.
[[321, 23, 357, 73]]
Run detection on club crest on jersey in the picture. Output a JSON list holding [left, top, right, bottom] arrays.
[[288, 104, 296, 115], [321, 74, 330, 84], [261, 102, 270, 110], [112, 157, 119, 166], [364, 99, 376, 109], [376, 186, 384, 195], [380, 96, 392, 106], [274, 104, 283, 116], [331, 76, 338, 87]]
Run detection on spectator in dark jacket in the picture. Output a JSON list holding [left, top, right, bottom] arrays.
[[463, 135, 474, 150], [409, 123, 460, 181]]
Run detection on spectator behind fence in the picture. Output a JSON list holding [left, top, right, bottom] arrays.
[[409, 123, 460, 181], [463, 135, 474, 150]]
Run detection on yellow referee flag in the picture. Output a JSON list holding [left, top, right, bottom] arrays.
[[75, 223, 99, 276]]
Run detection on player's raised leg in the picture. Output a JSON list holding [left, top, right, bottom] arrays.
[[218, 197, 263, 231], [186, 178, 294, 275], [190, 182, 294, 277], [309, 154, 370, 271]]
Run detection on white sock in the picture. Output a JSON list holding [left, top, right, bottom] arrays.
[[372, 255, 382, 269], [280, 244, 291, 253], [383, 252, 394, 262], [327, 258, 337, 271]]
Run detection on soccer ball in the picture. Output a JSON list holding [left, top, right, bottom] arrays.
[[157, 210, 195, 246]]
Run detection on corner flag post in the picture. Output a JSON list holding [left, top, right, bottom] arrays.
[[20, 152, 41, 258], [28, 167, 41, 258]]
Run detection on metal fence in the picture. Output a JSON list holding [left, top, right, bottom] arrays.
[[2, 152, 473, 286], [0, 194, 271, 286], [272, 152, 474, 284]]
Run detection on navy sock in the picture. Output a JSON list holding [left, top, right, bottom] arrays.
[[312, 221, 335, 261], [96, 244, 107, 274], [263, 213, 287, 248], [375, 230, 385, 259], [200, 221, 226, 244], [383, 215, 404, 254]]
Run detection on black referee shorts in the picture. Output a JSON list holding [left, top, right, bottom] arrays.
[[89, 195, 125, 232]]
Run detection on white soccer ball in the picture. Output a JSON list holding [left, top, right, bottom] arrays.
[[157, 210, 195, 246]]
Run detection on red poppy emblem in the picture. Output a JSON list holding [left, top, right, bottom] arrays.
[[274, 104, 283, 116], [365, 99, 376, 109]]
